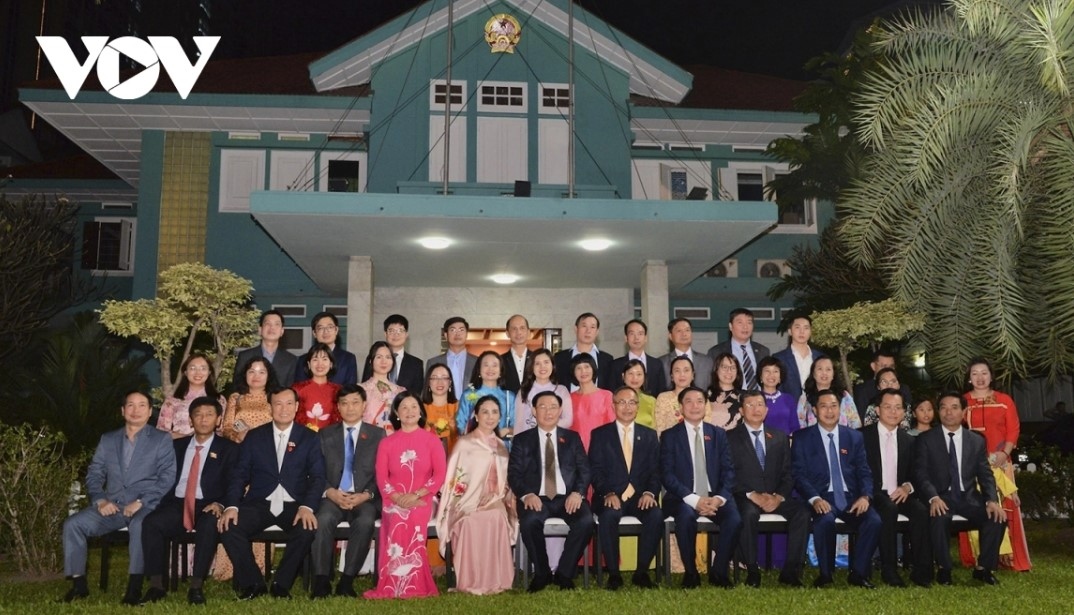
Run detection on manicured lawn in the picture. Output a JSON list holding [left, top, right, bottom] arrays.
[[2, 520, 1071, 614]]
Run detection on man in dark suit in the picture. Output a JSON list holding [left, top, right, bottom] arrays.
[[311, 384, 385, 598], [589, 386, 663, 589], [508, 390, 595, 592], [726, 390, 809, 587], [853, 349, 912, 414], [861, 389, 931, 587], [915, 392, 1007, 586], [608, 319, 667, 396], [659, 318, 714, 392], [61, 391, 176, 604], [501, 314, 532, 393], [553, 312, 614, 390], [792, 389, 881, 588], [707, 308, 771, 390], [661, 387, 741, 588], [427, 316, 478, 396], [218, 387, 326, 599], [139, 397, 238, 605], [361, 314, 423, 393], [771, 314, 822, 400], [236, 309, 298, 387], [295, 312, 358, 386]]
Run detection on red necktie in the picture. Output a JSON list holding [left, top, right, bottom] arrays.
[[183, 445, 204, 531]]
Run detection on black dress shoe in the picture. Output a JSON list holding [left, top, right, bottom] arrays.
[[527, 574, 550, 593], [554, 573, 576, 590], [139, 587, 167, 604], [120, 590, 142, 606], [708, 571, 733, 588], [62, 587, 89, 603], [847, 572, 876, 589], [778, 575, 803, 588], [632, 571, 656, 588], [813, 574, 833, 588], [936, 568, 952, 586], [910, 573, 932, 588], [972, 568, 999, 585], [606, 573, 623, 590], [745, 567, 761, 588], [681, 571, 701, 589], [881, 570, 907, 587], [187, 587, 207, 605], [269, 582, 291, 599], [237, 584, 268, 600], [310, 576, 331, 599], [335, 582, 358, 598]]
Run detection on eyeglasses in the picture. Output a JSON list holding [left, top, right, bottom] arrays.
[[187, 365, 209, 372], [315, 325, 338, 333], [386, 327, 407, 335], [613, 400, 639, 408]]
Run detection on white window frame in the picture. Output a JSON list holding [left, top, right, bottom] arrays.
[[318, 150, 368, 193], [218, 149, 266, 212], [269, 150, 315, 192], [629, 158, 711, 201], [477, 81, 527, 114], [86, 216, 136, 277], [538, 82, 571, 115], [429, 80, 467, 112], [721, 161, 817, 234], [476, 116, 528, 183]]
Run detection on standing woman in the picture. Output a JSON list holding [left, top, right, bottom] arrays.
[[757, 356, 800, 435], [365, 393, 447, 599], [514, 348, 573, 433], [361, 341, 406, 433], [707, 352, 744, 431], [797, 355, 861, 429], [568, 353, 614, 451], [621, 359, 656, 429], [293, 342, 342, 432], [455, 351, 515, 442], [157, 352, 224, 438], [654, 356, 710, 436], [962, 358, 1031, 571], [220, 357, 278, 443], [436, 395, 517, 595], [422, 363, 460, 455]]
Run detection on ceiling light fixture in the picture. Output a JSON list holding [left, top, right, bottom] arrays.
[[491, 274, 519, 284], [419, 237, 452, 250], [579, 238, 612, 251]]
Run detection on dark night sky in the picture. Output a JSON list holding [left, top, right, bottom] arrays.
[[215, 0, 945, 80]]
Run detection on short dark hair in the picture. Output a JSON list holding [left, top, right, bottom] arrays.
[[814, 388, 840, 405], [442, 316, 469, 332], [624, 318, 648, 335], [740, 389, 765, 406], [531, 390, 562, 408], [260, 309, 285, 327], [123, 390, 152, 406], [667, 317, 691, 332], [311, 311, 338, 328], [877, 388, 904, 406], [873, 367, 898, 387], [938, 391, 967, 409], [677, 386, 706, 405], [336, 383, 367, 403], [388, 392, 427, 430], [575, 312, 600, 328], [729, 308, 754, 323], [188, 396, 223, 416], [305, 342, 337, 379], [569, 352, 598, 376], [621, 358, 647, 377], [384, 314, 409, 331], [269, 386, 299, 403], [872, 347, 896, 362]]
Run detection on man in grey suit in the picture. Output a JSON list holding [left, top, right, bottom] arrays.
[[62, 391, 176, 604], [659, 318, 713, 392], [427, 316, 478, 397], [236, 309, 298, 387], [707, 308, 770, 390], [311, 384, 386, 598]]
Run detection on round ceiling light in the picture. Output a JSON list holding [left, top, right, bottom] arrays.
[[418, 236, 452, 250], [579, 238, 612, 251], [491, 274, 519, 284]]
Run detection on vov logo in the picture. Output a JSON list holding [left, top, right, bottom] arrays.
[[36, 36, 220, 100]]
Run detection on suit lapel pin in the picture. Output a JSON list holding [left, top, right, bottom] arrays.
[[840, 448, 848, 455], [209, 451, 218, 459]]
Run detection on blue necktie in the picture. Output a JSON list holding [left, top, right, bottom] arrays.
[[340, 426, 355, 492], [752, 430, 765, 470], [948, 432, 961, 500], [828, 433, 846, 510]]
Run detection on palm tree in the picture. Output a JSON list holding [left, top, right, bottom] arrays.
[[840, 0, 1074, 383]]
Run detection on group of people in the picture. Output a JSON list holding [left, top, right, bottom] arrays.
[[60, 307, 1030, 604]]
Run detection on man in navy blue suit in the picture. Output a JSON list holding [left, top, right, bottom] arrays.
[[771, 314, 822, 401], [661, 386, 741, 588], [589, 386, 663, 589], [792, 389, 881, 588], [218, 387, 326, 599], [508, 390, 595, 592], [139, 397, 238, 605]]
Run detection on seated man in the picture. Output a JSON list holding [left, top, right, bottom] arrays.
[[140, 397, 238, 604], [792, 389, 881, 588], [61, 391, 176, 604], [218, 387, 326, 599], [508, 390, 595, 591], [661, 387, 741, 588], [915, 392, 1007, 585], [726, 390, 809, 587], [588, 386, 663, 589], [861, 388, 931, 587], [311, 384, 385, 598]]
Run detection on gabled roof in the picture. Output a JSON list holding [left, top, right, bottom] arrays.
[[309, 0, 693, 104]]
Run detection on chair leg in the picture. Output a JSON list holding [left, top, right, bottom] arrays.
[[99, 538, 111, 591]]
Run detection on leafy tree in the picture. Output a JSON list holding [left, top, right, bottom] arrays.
[[98, 263, 260, 396], [841, 0, 1074, 382]]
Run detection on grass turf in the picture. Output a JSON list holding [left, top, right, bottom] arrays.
[[1, 520, 1070, 614]]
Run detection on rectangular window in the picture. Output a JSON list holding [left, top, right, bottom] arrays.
[[478, 82, 527, 113], [724, 163, 817, 233], [747, 308, 776, 321], [323, 305, 348, 319], [430, 81, 465, 111], [669, 169, 688, 200], [673, 307, 711, 321], [539, 83, 570, 113], [81, 218, 135, 274], [736, 172, 765, 201], [327, 160, 361, 192], [218, 149, 266, 212], [272, 304, 307, 318]]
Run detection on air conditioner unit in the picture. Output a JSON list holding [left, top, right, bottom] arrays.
[[756, 259, 791, 279], [705, 258, 738, 278]]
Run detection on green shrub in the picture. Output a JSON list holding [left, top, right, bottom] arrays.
[[1016, 444, 1074, 523], [0, 422, 85, 575]]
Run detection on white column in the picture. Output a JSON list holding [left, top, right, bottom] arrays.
[[347, 256, 374, 362], [640, 260, 669, 356]]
